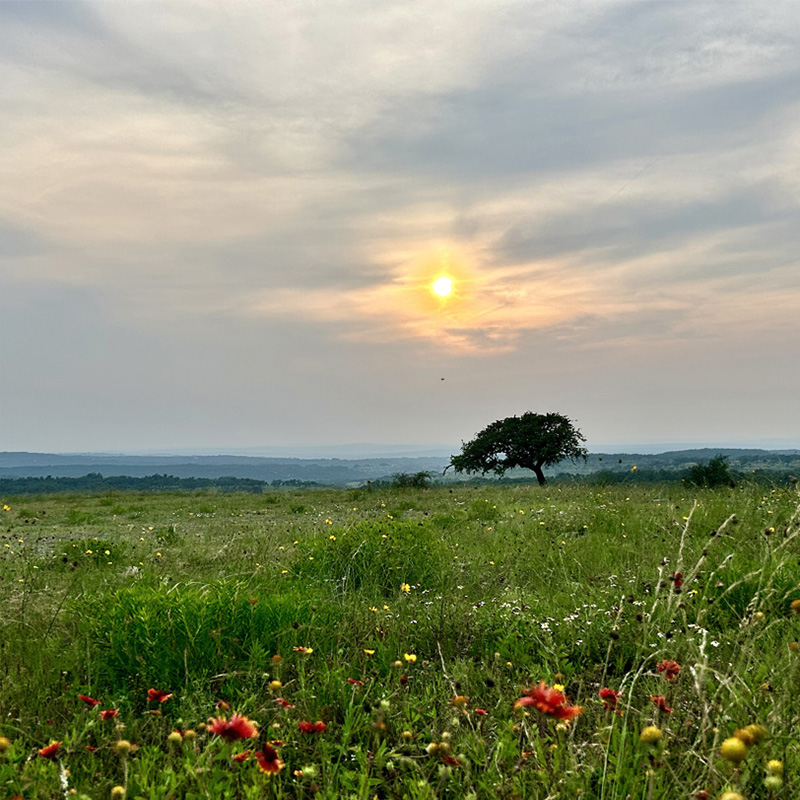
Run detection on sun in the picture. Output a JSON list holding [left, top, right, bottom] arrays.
[[432, 276, 453, 297]]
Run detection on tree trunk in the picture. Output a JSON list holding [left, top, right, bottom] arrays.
[[532, 463, 547, 486]]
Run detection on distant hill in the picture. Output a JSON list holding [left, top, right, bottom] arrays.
[[1, 448, 797, 490]]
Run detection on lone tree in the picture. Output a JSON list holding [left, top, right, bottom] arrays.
[[447, 412, 588, 486]]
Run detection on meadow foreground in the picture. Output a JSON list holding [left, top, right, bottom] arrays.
[[1, 482, 798, 799]]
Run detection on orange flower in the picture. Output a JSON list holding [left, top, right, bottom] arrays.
[[254, 743, 285, 774], [347, 678, 364, 686], [276, 698, 295, 709], [649, 695, 672, 714], [78, 694, 102, 707], [100, 709, 120, 720], [231, 750, 252, 762], [38, 741, 62, 760], [147, 688, 173, 703], [298, 720, 327, 734], [599, 687, 621, 709], [656, 660, 681, 681], [208, 713, 259, 742], [474, 708, 488, 716], [515, 682, 582, 720]]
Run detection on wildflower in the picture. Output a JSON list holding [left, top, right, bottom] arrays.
[[167, 730, 183, 745], [147, 688, 173, 703], [254, 742, 285, 775], [451, 695, 468, 708], [111, 787, 126, 799], [401, 730, 414, 740], [404, 653, 417, 663], [669, 571, 683, 589], [99, 708, 119, 720], [183, 729, 196, 740], [38, 741, 62, 760], [656, 660, 681, 681], [78, 694, 102, 707], [599, 687, 621, 709], [271, 654, 283, 662], [474, 708, 488, 716], [640, 726, 663, 744], [298, 720, 327, 734], [399, 674, 409, 685], [767, 759, 783, 775], [733, 728, 755, 746], [790, 599, 800, 614], [0, 736, 11, 753], [347, 678, 364, 686], [208, 713, 258, 742], [515, 682, 582, 720], [441, 754, 462, 767], [268, 680, 282, 692], [293, 646, 313, 654], [743, 724, 767, 743], [231, 750, 251, 762], [649, 696, 672, 714], [400, 583, 411, 594], [216, 700, 231, 710], [114, 740, 132, 756], [719, 737, 748, 763], [364, 649, 375, 655], [276, 698, 295, 709]]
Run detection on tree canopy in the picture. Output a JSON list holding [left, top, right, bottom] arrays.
[[447, 412, 588, 486]]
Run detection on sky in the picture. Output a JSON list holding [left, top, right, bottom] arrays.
[[2, 0, 799, 455]]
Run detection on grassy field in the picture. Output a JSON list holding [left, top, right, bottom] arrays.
[[1, 481, 799, 799]]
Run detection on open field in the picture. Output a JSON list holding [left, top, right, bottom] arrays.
[[1, 482, 799, 799]]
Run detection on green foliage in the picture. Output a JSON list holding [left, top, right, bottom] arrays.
[[686, 454, 736, 487], [448, 411, 588, 485], [390, 471, 434, 489], [292, 519, 453, 596], [2, 484, 800, 799]]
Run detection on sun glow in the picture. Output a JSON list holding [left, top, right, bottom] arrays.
[[432, 276, 453, 297]]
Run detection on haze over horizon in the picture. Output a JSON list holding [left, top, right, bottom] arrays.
[[2, 1, 799, 454]]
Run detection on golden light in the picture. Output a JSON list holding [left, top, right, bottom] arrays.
[[432, 276, 453, 297]]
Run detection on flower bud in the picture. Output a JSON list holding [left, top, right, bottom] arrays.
[[640, 726, 663, 744]]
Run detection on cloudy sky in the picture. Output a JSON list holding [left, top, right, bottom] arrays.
[[2, 0, 799, 454]]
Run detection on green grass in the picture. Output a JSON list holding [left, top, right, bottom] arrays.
[[0, 482, 799, 799]]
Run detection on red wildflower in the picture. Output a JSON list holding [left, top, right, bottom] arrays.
[[399, 674, 409, 685], [254, 742, 285, 774], [441, 754, 462, 767], [599, 687, 621, 709], [474, 708, 488, 716], [208, 713, 259, 742], [656, 660, 681, 681], [38, 741, 61, 760], [231, 750, 251, 762], [292, 646, 313, 654], [649, 695, 672, 714], [216, 700, 231, 710], [275, 698, 295, 709], [515, 682, 583, 721], [100, 709, 120, 720], [670, 571, 683, 589], [78, 694, 102, 707], [298, 720, 327, 734], [86, 745, 97, 752], [347, 678, 364, 686], [147, 688, 173, 703]]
